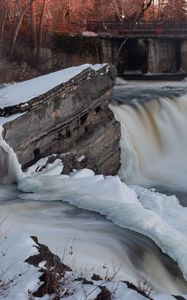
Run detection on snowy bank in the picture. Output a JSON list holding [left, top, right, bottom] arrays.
[[18, 169, 187, 283]]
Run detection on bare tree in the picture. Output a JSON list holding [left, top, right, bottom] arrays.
[[111, 0, 153, 21], [37, 0, 47, 58], [117, 0, 153, 61], [30, 0, 37, 53], [161, 0, 187, 21], [67, 0, 95, 26], [10, 0, 30, 57], [0, 0, 9, 81], [0, 1, 8, 62]]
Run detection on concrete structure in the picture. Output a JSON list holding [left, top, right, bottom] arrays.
[[181, 40, 187, 72], [88, 21, 187, 74], [100, 37, 187, 74]]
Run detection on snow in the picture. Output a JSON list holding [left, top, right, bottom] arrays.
[[0, 64, 106, 109], [0, 113, 26, 126], [153, 296, 178, 300], [26, 156, 64, 176], [17, 170, 187, 284], [53, 279, 147, 300], [77, 155, 85, 162], [91, 63, 107, 71], [0, 225, 183, 300], [0, 63, 106, 126], [0, 234, 39, 300], [70, 168, 95, 178]]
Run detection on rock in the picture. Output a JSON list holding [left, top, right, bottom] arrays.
[[3, 65, 121, 176], [26, 236, 71, 273], [91, 274, 103, 281], [26, 236, 72, 297], [95, 286, 112, 300]]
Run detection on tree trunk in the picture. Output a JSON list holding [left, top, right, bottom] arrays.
[[0, 0, 7, 61], [10, 3, 29, 57], [117, 0, 153, 61], [30, 0, 37, 54], [37, 0, 47, 59], [0, 0, 8, 82]]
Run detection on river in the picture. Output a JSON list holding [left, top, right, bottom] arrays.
[[1, 78, 187, 295]]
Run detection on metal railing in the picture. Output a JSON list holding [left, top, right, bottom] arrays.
[[83, 21, 187, 36]]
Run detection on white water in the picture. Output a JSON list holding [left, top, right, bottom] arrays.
[[1, 80, 187, 295], [111, 94, 187, 190]]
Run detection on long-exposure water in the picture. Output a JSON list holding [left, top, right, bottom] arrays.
[[1, 78, 187, 294]]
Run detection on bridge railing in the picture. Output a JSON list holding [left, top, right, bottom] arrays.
[[83, 21, 187, 35]]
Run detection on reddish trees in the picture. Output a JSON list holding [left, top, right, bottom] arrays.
[[0, 0, 187, 58], [111, 0, 153, 21], [161, 0, 187, 21], [1, 0, 187, 36]]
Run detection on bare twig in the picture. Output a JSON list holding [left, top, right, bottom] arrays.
[[117, 0, 153, 61]]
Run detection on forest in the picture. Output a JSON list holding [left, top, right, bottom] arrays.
[[0, 0, 187, 78], [1, 0, 187, 38]]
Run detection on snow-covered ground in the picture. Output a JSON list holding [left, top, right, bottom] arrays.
[[0, 233, 39, 300], [0, 232, 186, 300], [18, 167, 187, 283]]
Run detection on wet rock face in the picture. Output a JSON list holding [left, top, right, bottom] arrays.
[[3, 65, 121, 176]]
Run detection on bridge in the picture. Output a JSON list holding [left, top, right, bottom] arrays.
[[80, 21, 187, 75], [84, 21, 187, 38]]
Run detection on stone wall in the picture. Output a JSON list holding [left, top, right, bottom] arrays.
[[2, 65, 121, 176], [0, 46, 100, 83], [148, 39, 180, 73], [181, 40, 187, 72]]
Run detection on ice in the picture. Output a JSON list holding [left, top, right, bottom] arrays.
[[70, 168, 95, 178], [0, 126, 23, 184], [17, 172, 187, 281]]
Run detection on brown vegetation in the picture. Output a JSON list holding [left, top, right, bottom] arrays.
[[0, 0, 187, 82], [0, 0, 187, 58]]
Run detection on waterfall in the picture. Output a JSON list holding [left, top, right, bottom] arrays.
[[0, 126, 23, 184], [111, 93, 187, 190], [1, 82, 187, 293]]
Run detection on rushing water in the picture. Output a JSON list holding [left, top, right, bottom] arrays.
[[1, 190, 187, 294], [112, 79, 187, 198], [1, 79, 187, 295]]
